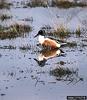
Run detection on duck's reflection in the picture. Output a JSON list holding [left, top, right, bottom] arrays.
[[34, 49, 64, 67]]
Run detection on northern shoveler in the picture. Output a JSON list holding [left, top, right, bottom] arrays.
[[34, 30, 60, 49]]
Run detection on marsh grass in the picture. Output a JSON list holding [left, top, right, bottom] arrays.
[[0, 24, 32, 40], [0, 2, 12, 9], [50, 67, 75, 77], [51, 0, 87, 8], [75, 26, 81, 36], [53, 25, 81, 38], [10, 24, 32, 34], [25, 0, 87, 8], [54, 25, 70, 38], [50, 67, 83, 84], [41, 25, 71, 38], [26, 0, 48, 7], [0, 14, 12, 21]]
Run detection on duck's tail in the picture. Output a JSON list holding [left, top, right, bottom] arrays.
[[60, 43, 67, 47]]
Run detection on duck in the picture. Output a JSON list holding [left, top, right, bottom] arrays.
[[34, 30, 60, 49]]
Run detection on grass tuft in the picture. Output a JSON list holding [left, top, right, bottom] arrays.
[[55, 25, 70, 38], [51, 0, 87, 8], [76, 26, 81, 36], [50, 67, 83, 84], [25, 0, 87, 8], [0, 24, 32, 40], [0, 2, 12, 9], [50, 67, 74, 77], [53, 25, 81, 38], [26, 0, 48, 7]]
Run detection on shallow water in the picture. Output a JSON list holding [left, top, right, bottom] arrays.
[[0, 0, 87, 100]]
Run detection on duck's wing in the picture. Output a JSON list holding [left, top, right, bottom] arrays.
[[43, 38, 58, 48], [46, 36, 66, 43]]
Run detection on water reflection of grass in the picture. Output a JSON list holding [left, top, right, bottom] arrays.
[[50, 67, 83, 84], [22, 17, 33, 22], [0, 24, 32, 40], [0, 14, 12, 21], [19, 45, 31, 51]]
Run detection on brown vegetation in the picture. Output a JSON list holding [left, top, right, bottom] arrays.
[[0, 24, 32, 40], [52, 0, 87, 8]]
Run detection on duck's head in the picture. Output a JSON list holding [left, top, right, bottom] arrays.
[[34, 30, 45, 38]]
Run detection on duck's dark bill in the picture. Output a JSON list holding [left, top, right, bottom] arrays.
[[34, 33, 39, 38]]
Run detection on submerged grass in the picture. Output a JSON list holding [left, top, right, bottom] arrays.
[[0, 24, 32, 40]]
